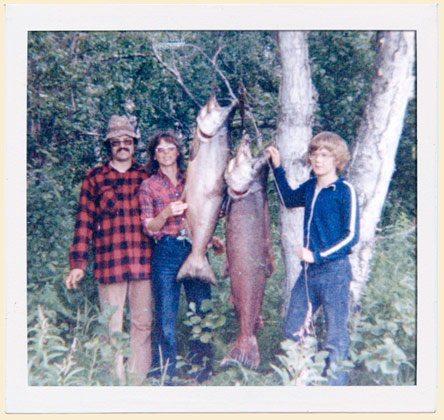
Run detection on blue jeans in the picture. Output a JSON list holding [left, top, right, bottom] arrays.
[[151, 235, 212, 379], [284, 257, 352, 386]]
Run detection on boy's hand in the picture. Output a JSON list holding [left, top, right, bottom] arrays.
[[265, 146, 281, 168], [296, 247, 314, 263]]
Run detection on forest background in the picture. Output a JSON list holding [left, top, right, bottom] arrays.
[[27, 30, 417, 386]]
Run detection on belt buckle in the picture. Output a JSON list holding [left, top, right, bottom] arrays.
[[176, 229, 190, 243]]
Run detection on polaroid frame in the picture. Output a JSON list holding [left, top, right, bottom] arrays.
[[4, 3, 438, 413]]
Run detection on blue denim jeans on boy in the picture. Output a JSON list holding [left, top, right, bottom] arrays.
[[284, 257, 352, 386], [151, 235, 213, 380]]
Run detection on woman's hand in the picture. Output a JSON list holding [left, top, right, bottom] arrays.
[[165, 200, 188, 218], [146, 201, 188, 233]]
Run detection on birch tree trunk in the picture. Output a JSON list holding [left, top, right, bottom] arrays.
[[276, 31, 317, 313], [345, 31, 416, 313]]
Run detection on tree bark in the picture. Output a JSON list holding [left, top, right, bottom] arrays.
[[345, 31, 416, 313], [276, 31, 317, 313]]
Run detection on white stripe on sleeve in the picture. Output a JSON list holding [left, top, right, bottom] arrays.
[[320, 181, 357, 258]]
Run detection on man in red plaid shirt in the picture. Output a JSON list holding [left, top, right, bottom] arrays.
[[65, 115, 152, 384]]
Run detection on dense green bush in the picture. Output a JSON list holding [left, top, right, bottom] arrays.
[[349, 214, 416, 385], [28, 198, 416, 386], [27, 30, 416, 386]]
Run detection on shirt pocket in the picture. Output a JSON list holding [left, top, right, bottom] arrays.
[[98, 186, 118, 215]]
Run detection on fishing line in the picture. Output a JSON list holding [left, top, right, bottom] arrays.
[[268, 157, 317, 341], [267, 159, 285, 206], [238, 83, 245, 134], [303, 262, 316, 341]]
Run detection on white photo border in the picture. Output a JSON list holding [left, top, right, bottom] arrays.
[[4, 3, 438, 413]]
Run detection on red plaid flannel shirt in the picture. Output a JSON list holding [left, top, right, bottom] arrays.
[[69, 160, 151, 284], [139, 169, 186, 241]]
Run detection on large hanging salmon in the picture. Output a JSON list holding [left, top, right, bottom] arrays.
[[177, 93, 237, 286], [221, 135, 275, 369]]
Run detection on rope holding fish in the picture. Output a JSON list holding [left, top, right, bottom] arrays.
[[238, 82, 246, 134], [266, 146, 317, 341], [267, 157, 285, 206], [303, 261, 317, 339]]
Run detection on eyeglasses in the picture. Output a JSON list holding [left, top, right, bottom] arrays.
[[111, 139, 134, 147], [309, 151, 334, 160], [155, 145, 177, 154]]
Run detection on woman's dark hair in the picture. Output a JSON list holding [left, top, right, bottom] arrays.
[[146, 131, 184, 176]]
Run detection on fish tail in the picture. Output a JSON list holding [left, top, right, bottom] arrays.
[[220, 335, 260, 370], [177, 254, 218, 286]]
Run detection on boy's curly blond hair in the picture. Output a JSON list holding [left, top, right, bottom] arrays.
[[307, 131, 350, 172]]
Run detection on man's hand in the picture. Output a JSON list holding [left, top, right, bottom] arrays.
[[65, 268, 85, 290], [296, 247, 315, 263], [265, 146, 281, 169]]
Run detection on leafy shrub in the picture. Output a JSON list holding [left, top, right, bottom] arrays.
[[349, 213, 416, 385], [270, 337, 329, 385], [28, 301, 133, 386], [26, 31, 416, 387]]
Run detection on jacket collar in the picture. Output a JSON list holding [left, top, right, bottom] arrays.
[[104, 159, 142, 174], [313, 176, 342, 191], [156, 167, 185, 182]]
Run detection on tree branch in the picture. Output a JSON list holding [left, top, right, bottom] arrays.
[[99, 53, 150, 61], [183, 40, 237, 101], [151, 43, 202, 109], [151, 36, 237, 104], [246, 109, 263, 149], [375, 226, 416, 242], [79, 131, 101, 137], [148, 101, 193, 136]]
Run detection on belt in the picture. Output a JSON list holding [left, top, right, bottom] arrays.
[[156, 234, 192, 245]]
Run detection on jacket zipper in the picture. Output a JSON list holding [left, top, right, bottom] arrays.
[[306, 186, 321, 249]]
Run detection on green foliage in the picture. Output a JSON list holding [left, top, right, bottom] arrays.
[[271, 337, 329, 386], [382, 97, 417, 224], [308, 31, 416, 223], [308, 31, 376, 143], [28, 305, 84, 386], [349, 214, 416, 385], [27, 30, 416, 387], [28, 303, 129, 386], [184, 300, 227, 344]]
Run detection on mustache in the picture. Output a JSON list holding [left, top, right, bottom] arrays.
[[117, 148, 130, 153]]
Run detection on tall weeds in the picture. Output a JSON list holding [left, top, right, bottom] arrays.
[[28, 206, 416, 386]]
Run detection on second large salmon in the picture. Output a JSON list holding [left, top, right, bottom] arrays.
[[221, 135, 275, 369]]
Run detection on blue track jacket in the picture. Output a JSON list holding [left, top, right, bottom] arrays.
[[273, 166, 360, 265]]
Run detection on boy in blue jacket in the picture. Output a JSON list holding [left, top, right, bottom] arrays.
[[267, 131, 359, 386]]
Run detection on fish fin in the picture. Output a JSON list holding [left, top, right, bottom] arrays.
[[220, 335, 260, 370], [177, 254, 217, 286], [189, 137, 200, 161], [210, 236, 225, 256], [265, 252, 276, 278], [222, 259, 229, 277], [255, 315, 264, 331], [263, 197, 276, 277]]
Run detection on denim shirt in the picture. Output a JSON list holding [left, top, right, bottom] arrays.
[[273, 166, 360, 264]]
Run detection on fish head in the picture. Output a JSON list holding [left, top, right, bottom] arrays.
[[197, 93, 237, 139], [225, 134, 268, 197]]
